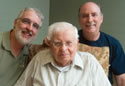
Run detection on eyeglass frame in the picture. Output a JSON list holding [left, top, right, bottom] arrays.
[[51, 40, 77, 48], [18, 18, 41, 30]]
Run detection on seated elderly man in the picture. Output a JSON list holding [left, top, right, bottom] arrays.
[[15, 22, 111, 86]]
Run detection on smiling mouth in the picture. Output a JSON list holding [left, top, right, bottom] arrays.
[[86, 22, 96, 27], [22, 30, 32, 37]]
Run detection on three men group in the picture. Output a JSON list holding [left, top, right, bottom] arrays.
[[0, 1, 125, 86]]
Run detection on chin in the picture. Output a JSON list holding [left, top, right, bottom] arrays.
[[18, 37, 32, 45]]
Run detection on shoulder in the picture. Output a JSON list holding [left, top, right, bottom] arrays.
[[0, 32, 8, 45], [0, 31, 10, 40], [34, 49, 51, 60], [101, 32, 122, 46], [77, 51, 93, 57], [77, 51, 99, 65], [77, 51, 104, 71], [32, 49, 53, 65], [101, 32, 120, 43]]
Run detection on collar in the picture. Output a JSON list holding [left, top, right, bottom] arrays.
[[72, 52, 84, 69]]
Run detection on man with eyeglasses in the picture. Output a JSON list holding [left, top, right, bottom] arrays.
[[15, 22, 111, 86], [0, 8, 44, 86]]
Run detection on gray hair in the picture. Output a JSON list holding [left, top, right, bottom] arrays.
[[17, 7, 44, 26], [47, 22, 79, 40]]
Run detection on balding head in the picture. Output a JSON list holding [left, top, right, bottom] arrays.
[[79, 2, 103, 17], [78, 2, 103, 41]]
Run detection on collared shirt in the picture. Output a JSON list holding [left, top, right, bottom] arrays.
[[0, 31, 29, 86], [15, 49, 111, 86]]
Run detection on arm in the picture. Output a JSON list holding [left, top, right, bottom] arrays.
[[115, 74, 125, 86], [89, 54, 111, 86], [110, 39, 125, 85]]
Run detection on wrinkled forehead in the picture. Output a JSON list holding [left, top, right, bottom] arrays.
[[52, 30, 76, 41], [20, 10, 41, 25]]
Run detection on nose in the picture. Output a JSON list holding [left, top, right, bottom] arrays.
[[25, 24, 34, 36], [26, 23, 33, 31], [88, 15, 93, 22], [60, 44, 67, 51]]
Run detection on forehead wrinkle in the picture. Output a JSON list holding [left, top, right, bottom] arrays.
[[20, 10, 41, 25], [80, 2, 102, 15], [52, 30, 76, 42]]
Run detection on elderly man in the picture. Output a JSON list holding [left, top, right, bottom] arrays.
[[0, 8, 44, 86], [78, 1, 125, 86], [15, 22, 111, 86]]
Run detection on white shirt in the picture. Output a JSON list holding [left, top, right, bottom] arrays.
[[15, 49, 111, 86]]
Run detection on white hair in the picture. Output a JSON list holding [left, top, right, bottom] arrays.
[[47, 22, 79, 40]]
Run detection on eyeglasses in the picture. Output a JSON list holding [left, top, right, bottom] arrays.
[[19, 18, 40, 30], [52, 40, 75, 48]]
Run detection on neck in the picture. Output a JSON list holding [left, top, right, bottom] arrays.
[[82, 31, 100, 41], [10, 30, 24, 56]]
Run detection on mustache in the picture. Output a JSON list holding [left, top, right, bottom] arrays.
[[86, 22, 96, 26], [22, 30, 33, 36]]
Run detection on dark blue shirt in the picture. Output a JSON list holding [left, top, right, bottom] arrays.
[[79, 30, 125, 84]]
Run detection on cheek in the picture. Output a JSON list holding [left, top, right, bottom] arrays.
[[52, 49, 60, 61], [69, 47, 77, 56], [53, 50, 59, 57], [31, 29, 38, 36], [79, 18, 84, 23], [16, 23, 25, 30], [79, 19, 86, 26]]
